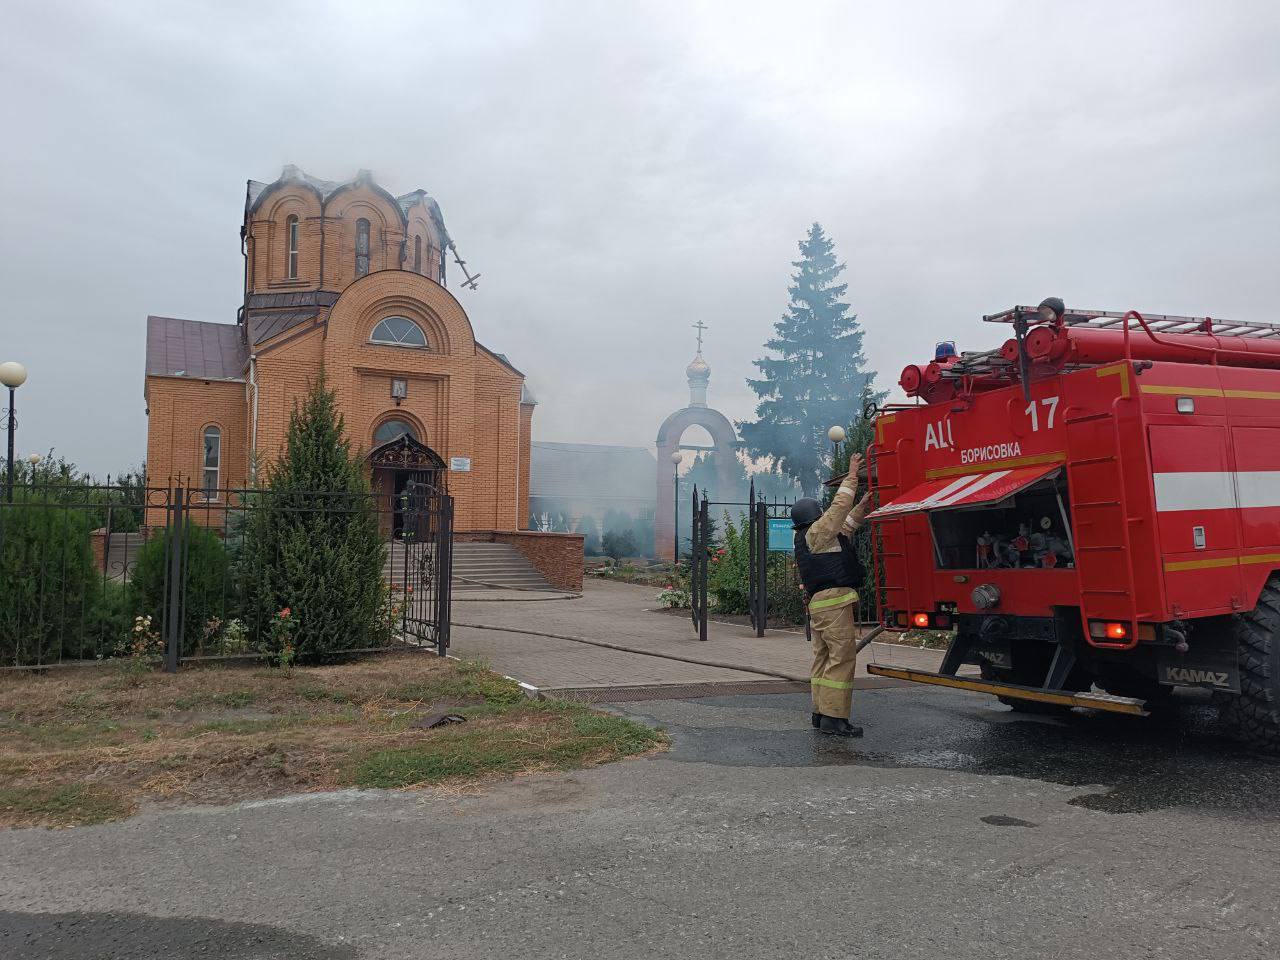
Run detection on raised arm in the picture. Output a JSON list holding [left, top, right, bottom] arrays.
[[806, 453, 872, 553]]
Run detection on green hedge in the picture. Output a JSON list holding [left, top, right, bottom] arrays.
[[129, 521, 230, 657], [0, 488, 100, 665]]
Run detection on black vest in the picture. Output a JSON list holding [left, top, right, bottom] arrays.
[[794, 528, 863, 595]]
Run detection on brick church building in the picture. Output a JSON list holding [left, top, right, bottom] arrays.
[[143, 166, 535, 532]]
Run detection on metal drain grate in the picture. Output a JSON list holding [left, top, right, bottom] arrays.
[[543, 680, 810, 703]]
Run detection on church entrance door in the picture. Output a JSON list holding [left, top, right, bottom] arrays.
[[368, 433, 448, 540]]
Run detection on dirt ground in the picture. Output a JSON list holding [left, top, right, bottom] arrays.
[[0, 654, 662, 829]]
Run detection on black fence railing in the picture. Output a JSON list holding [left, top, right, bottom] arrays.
[[687, 480, 877, 640], [0, 480, 453, 671], [689, 489, 710, 640]]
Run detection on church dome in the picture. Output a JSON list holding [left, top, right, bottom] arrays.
[[686, 351, 711, 382]]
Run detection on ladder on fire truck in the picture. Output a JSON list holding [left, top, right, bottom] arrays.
[[984, 306, 1280, 339], [934, 307, 1280, 383], [1059, 381, 1147, 650]]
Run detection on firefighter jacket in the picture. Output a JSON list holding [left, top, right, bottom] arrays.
[[794, 478, 867, 610]]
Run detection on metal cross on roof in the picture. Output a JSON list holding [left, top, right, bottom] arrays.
[[692, 319, 708, 352]]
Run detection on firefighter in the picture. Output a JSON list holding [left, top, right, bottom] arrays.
[[1038, 296, 1065, 323], [792, 453, 873, 737]]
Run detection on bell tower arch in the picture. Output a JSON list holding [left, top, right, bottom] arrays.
[[654, 323, 738, 560]]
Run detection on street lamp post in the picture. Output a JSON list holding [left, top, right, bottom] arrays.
[[0, 361, 28, 503], [827, 424, 846, 481], [670, 450, 683, 568], [27, 453, 41, 489]]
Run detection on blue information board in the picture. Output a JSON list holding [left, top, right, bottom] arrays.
[[767, 518, 794, 552]]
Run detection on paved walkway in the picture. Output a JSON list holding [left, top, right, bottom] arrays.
[[450, 578, 958, 691]]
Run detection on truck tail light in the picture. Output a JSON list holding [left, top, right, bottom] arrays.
[[1088, 620, 1157, 643], [904, 611, 952, 630]]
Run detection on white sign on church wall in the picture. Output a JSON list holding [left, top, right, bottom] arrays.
[[449, 457, 472, 472]]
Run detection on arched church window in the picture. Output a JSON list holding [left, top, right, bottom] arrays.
[[370, 316, 427, 348], [286, 216, 299, 279], [373, 419, 418, 446], [355, 218, 370, 277], [414, 235, 422, 273], [202, 426, 221, 498]]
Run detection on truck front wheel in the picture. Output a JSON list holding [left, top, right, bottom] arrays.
[[1222, 576, 1280, 751]]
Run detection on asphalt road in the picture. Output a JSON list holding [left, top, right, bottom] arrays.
[[2, 686, 1278, 959]]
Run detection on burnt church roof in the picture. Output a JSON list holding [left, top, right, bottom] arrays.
[[145, 316, 247, 381], [246, 166, 452, 248]]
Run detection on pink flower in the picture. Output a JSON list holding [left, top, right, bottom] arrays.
[[279, 607, 291, 618]]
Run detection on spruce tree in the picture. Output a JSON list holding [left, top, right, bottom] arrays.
[[740, 223, 883, 496], [240, 376, 388, 659]]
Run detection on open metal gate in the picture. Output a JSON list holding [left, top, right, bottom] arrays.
[[397, 479, 454, 655], [689, 488, 709, 641], [686, 482, 805, 641], [687, 483, 790, 641]]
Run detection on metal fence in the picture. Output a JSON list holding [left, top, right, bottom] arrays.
[[0, 480, 453, 670], [687, 482, 877, 641]]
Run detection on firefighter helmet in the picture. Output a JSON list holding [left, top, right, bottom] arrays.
[[791, 498, 823, 529], [1038, 297, 1065, 322]]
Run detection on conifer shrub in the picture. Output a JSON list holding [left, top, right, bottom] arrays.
[[239, 377, 388, 660], [601, 528, 637, 562]]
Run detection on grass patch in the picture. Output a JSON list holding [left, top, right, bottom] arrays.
[[389, 659, 525, 706], [0, 784, 132, 828], [297, 684, 352, 704], [170, 689, 259, 711], [352, 702, 661, 788], [184, 716, 301, 737], [353, 701, 660, 788], [213, 690, 258, 709], [0, 654, 665, 827]]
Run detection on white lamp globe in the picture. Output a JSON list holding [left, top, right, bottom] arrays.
[[0, 361, 27, 389], [670, 451, 683, 465], [827, 425, 847, 443]]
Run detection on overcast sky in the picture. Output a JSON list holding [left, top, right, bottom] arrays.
[[2, 0, 1278, 476]]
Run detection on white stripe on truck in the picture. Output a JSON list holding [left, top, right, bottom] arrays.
[[1153, 471, 1280, 512]]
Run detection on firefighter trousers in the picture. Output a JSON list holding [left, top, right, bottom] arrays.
[[808, 590, 859, 718]]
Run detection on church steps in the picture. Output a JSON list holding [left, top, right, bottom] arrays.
[[382, 540, 555, 591]]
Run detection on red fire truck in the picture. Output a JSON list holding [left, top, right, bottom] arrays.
[[867, 301, 1280, 748]]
